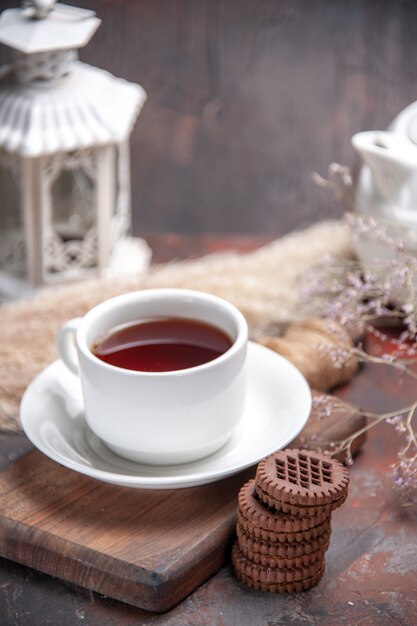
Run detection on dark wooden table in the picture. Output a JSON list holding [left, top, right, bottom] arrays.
[[0, 235, 416, 626]]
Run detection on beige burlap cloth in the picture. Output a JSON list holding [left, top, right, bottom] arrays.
[[0, 220, 353, 431]]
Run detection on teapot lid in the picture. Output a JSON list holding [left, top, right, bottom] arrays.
[[388, 101, 417, 147], [406, 116, 417, 146]]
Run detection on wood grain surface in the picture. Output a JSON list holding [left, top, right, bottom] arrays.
[[1, 0, 416, 234], [0, 453, 254, 612], [0, 390, 364, 612]]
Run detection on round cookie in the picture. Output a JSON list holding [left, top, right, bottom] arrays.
[[238, 480, 330, 534], [239, 540, 328, 569], [255, 449, 350, 508], [237, 509, 332, 543], [234, 566, 325, 593], [256, 482, 348, 517], [232, 542, 325, 591], [236, 522, 331, 558]]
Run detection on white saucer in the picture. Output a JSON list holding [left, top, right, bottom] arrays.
[[20, 342, 311, 489]]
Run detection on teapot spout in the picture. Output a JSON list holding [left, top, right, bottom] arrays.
[[352, 130, 416, 206]]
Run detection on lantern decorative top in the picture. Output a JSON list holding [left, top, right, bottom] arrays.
[[0, 2, 146, 157], [0, 2, 99, 53]]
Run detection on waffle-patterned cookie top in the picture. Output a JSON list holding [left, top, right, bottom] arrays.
[[255, 449, 350, 507]]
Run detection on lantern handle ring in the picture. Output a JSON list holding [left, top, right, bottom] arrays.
[[21, 1, 95, 20], [22, 0, 56, 20]]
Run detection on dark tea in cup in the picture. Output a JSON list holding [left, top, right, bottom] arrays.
[[92, 317, 233, 372]]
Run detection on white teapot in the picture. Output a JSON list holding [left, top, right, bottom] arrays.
[[352, 102, 417, 261]]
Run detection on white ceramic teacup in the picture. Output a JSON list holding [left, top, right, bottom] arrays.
[[56, 288, 248, 465]]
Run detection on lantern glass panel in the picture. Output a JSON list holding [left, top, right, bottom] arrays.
[[114, 146, 120, 217], [51, 167, 95, 241], [0, 160, 24, 275], [112, 142, 131, 243]]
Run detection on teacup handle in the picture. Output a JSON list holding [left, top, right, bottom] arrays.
[[56, 317, 82, 376]]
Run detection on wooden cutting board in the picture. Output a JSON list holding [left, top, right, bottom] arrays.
[[0, 401, 365, 613], [0, 451, 254, 612]]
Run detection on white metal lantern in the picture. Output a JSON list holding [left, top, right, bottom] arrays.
[[0, 1, 148, 297]]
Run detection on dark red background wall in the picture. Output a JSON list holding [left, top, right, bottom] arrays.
[[1, 0, 417, 235]]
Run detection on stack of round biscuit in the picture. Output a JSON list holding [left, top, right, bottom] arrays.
[[232, 448, 350, 592]]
